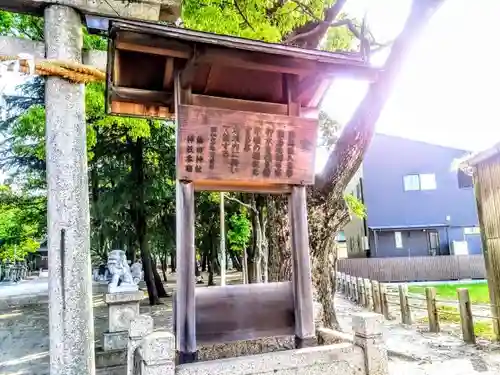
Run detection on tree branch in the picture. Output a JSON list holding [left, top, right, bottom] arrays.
[[289, 0, 321, 21], [234, 0, 255, 31], [283, 0, 347, 47], [316, 0, 444, 195], [225, 194, 257, 213]]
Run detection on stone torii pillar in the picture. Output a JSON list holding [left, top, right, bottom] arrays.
[[44, 6, 95, 375]]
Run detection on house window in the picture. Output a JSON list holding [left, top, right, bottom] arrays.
[[464, 227, 480, 235], [356, 183, 362, 200], [335, 231, 346, 242], [403, 175, 420, 191], [403, 173, 437, 191], [420, 174, 437, 190], [394, 231, 403, 249]]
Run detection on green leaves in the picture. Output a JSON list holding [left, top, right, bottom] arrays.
[[0, 185, 44, 262], [344, 193, 366, 219], [227, 211, 251, 253]]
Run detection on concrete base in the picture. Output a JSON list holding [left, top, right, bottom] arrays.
[[103, 331, 129, 351], [198, 335, 294, 361], [105, 291, 144, 333], [96, 347, 127, 368], [96, 365, 126, 375]]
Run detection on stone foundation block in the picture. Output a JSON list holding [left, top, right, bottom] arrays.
[[104, 331, 129, 351], [106, 291, 144, 333]]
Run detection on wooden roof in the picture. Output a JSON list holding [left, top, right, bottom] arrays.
[[462, 143, 500, 167], [107, 20, 380, 118]]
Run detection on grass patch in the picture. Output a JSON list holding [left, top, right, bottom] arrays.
[[416, 304, 496, 340], [474, 321, 496, 340], [417, 305, 461, 324], [408, 282, 490, 304]]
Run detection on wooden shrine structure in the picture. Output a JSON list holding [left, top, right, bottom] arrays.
[[105, 19, 379, 364]]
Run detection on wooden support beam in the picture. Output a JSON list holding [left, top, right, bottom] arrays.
[[284, 72, 314, 348], [180, 59, 198, 89], [289, 186, 315, 348], [111, 30, 379, 80], [190, 94, 289, 115], [175, 180, 197, 363], [163, 57, 174, 89], [174, 71, 197, 364], [110, 86, 173, 105]]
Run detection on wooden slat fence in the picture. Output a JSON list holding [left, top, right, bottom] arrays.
[[337, 255, 486, 282]]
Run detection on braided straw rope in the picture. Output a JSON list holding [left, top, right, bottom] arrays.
[[0, 55, 106, 83]]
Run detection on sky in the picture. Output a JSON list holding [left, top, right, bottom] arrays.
[[2, 0, 500, 175], [317, 0, 500, 171]]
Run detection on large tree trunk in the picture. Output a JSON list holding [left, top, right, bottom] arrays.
[[267, 196, 292, 282], [229, 251, 242, 272], [268, 0, 443, 327], [90, 159, 106, 262], [130, 136, 160, 305], [170, 251, 176, 272], [152, 260, 169, 297], [160, 252, 168, 281]]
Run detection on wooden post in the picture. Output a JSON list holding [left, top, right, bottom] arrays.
[[364, 278, 372, 309], [289, 186, 315, 348], [352, 276, 358, 303], [220, 192, 226, 286], [457, 288, 475, 344], [372, 280, 381, 314], [380, 283, 391, 320], [345, 275, 351, 299], [399, 284, 412, 325], [176, 181, 196, 362], [337, 272, 343, 292], [425, 287, 440, 333], [175, 72, 197, 363], [44, 6, 95, 375], [473, 163, 500, 340], [357, 277, 365, 306]]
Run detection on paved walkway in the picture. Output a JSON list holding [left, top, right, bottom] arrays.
[[0, 278, 48, 298]]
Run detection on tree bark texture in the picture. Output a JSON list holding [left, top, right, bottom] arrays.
[[267, 0, 444, 328], [130, 136, 160, 305], [267, 196, 292, 282]]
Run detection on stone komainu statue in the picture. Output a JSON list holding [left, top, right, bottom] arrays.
[[107, 249, 136, 292]]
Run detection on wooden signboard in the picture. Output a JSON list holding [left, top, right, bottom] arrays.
[[177, 105, 317, 191]]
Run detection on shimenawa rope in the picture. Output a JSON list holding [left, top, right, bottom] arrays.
[[0, 54, 106, 83]]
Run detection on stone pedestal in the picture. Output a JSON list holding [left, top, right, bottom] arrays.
[[353, 312, 388, 375], [103, 291, 144, 351]]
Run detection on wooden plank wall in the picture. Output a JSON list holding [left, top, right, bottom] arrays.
[[195, 282, 294, 344], [337, 255, 486, 282], [474, 156, 500, 338]]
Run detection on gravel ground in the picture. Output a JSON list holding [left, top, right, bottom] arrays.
[[336, 296, 500, 374], [0, 281, 174, 375], [2, 276, 500, 375]]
